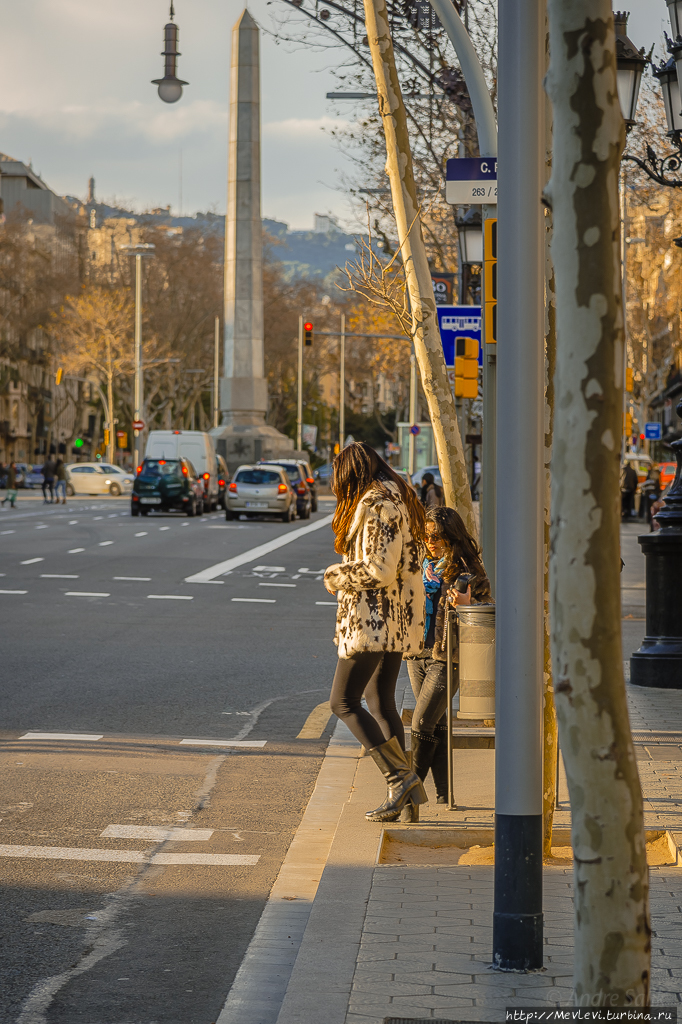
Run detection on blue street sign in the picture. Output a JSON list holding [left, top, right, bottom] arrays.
[[436, 306, 482, 367], [645, 422, 662, 440], [410, 424, 421, 436], [445, 157, 497, 204]]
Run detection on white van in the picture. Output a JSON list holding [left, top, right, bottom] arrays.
[[144, 430, 220, 509]]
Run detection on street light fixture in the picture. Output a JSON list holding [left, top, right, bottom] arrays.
[[653, 54, 682, 136], [614, 11, 647, 129], [455, 207, 483, 265], [119, 244, 156, 472], [152, 3, 188, 104]]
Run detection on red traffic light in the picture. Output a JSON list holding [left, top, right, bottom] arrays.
[[304, 321, 313, 346], [304, 322, 313, 331]]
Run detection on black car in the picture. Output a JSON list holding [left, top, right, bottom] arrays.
[[132, 457, 204, 517], [259, 459, 318, 515]]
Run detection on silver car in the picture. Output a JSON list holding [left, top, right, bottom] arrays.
[[225, 465, 296, 522]]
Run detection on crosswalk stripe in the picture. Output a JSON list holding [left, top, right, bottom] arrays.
[[0, 845, 259, 866], [180, 738, 267, 748], [20, 732, 104, 741], [101, 825, 214, 841]]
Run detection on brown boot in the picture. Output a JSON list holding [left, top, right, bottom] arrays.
[[365, 736, 428, 822]]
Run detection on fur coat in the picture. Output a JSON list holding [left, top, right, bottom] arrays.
[[324, 479, 425, 659]]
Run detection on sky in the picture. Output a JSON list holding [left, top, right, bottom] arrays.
[[0, 1, 672, 231]]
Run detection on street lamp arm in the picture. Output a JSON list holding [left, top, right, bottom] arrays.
[[63, 375, 111, 429], [426, 0, 497, 157], [622, 142, 682, 188]]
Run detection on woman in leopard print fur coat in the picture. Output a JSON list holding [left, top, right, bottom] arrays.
[[324, 442, 428, 822]]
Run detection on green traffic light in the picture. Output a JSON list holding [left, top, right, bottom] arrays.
[[74, 438, 84, 449]]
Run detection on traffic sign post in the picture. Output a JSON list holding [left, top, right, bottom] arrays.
[[446, 157, 498, 205]]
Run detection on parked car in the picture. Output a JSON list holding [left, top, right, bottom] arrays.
[[659, 461, 677, 489], [411, 465, 443, 488], [225, 465, 296, 522], [14, 463, 30, 488], [216, 454, 230, 509], [131, 457, 204, 516], [25, 464, 46, 489], [315, 462, 332, 485], [394, 469, 416, 490], [259, 459, 315, 517], [145, 430, 220, 510], [66, 462, 134, 496]]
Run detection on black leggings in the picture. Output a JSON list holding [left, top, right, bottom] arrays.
[[329, 651, 404, 751]]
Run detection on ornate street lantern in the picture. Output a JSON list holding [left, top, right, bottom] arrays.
[[653, 52, 682, 136], [615, 11, 647, 128], [152, 3, 188, 104], [666, 0, 682, 40], [455, 207, 483, 265]]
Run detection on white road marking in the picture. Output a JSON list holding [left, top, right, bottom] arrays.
[[0, 845, 259, 866], [94, 516, 103, 520], [253, 565, 286, 572], [68, 548, 85, 553], [147, 594, 193, 600], [298, 568, 324, 574], [101, 825, 214, 841], [316, 601, 337, 606], [65, 592, 110, 598], [190, 580, 224, 584], [181, 522, 189, 526], [134, 532, 148, 537], [259, 583, 295, 588], [180, 739, 267, 748], [108, 514, 117, 518], [0, 589, 27, 595], [1, 530, 16, 534], [207, 525, 235, 529], [114, 576, 151, 581], [232, 598, 275, 604], [185, 514, 334, 583], [35, 524, 48, 529], [41, 574, 79, 579], [159, 526, 171, 531], [99, 541, 114, 546], [69, 520, 78, 524], [20, 732, 104, 741], [20, 557, 44, 564]]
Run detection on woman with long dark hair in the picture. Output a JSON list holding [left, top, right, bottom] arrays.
[[406, 506, 492, 803], [324, 441, 428, 822]]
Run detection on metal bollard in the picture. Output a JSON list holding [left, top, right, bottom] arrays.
[[457, 604, 496, 720]]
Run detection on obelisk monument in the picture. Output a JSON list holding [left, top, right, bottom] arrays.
[[213, 9, 298, 469]]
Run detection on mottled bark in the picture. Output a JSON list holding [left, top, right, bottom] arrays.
[[362, 0, 476, 537], [545, 1, 650, 1003]]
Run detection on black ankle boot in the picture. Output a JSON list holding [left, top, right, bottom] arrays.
[[432, 725, 450, 804], [410, 729, 438, 782], [365, 736, 428, 822]]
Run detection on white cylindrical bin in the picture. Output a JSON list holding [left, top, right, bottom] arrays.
[[457, 604, 495, 719]]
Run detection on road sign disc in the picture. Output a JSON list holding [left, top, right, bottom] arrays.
[[132, 420, 145, 430]]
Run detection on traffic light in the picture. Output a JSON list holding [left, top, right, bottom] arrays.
[[304, 321, 313, 346], [104, 429, 110, 447], [116, 431, 128, 449], [454, 336, 479, 398], [483, 218, 497, 344], [55, 367, 63, 386], [624, 411, 633, 437], [625, 367, 634, 392]]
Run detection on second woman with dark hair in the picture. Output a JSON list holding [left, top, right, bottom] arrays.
[[406, 506, 492, 803], [324, 441, 428, 822]]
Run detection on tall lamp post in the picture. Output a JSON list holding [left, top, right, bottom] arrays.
[[611, 8, 682, 688], [120, 244, 155, 472]]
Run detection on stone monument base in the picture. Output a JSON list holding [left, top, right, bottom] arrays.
[[210, 423, 307, 474]]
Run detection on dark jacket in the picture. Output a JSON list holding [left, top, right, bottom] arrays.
[[622, 465, 638, 493], [7, 465, 17, 489], [430, 567, 492, 663]]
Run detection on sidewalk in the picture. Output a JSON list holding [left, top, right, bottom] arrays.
[[217, 520, 682, 1024]]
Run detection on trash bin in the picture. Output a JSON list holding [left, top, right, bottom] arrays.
[[457, 604, 495, 720]]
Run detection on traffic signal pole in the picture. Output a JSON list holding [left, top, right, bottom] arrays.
[[297, 315, 303, 452], [133, 253, 143, 473], [493, 0, 544, 970], [213, 316, 220, 429], [339, 314, 346, 448]]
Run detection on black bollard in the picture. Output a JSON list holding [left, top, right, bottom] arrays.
[[630, 398, 682, 689]]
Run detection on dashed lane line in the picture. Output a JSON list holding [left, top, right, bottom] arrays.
[[259, 583, 296, 588], [114, 576, 151, 581], [159, 526, 171, 531], [68, 548, 85, 553], [0, 590, 27, 595], [232, 598, 275, 604], [1, 530, 16, 534], [40, 574, 79, 579], [65, 592, 110, 598], [20, 732, 104, 741], [185, 513, 334, 583], [20, 557, 44, 565], [0, 846, 260, 866], [101, 825, 214, 841], [180, 739, 267, 748], [316, 601, 337, 606], [99, 541, 114, 546], [147, 594, 193, 601], [134, 532, 148, 537]]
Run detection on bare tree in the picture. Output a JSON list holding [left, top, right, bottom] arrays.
[[545, 1, 650, 1003], [361, 0, 475, 532]]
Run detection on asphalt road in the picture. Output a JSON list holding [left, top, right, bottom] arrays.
[[0, 495, 340, 1024]]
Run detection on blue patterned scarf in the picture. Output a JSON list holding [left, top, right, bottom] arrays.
[[423, 556, 447, 642]]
